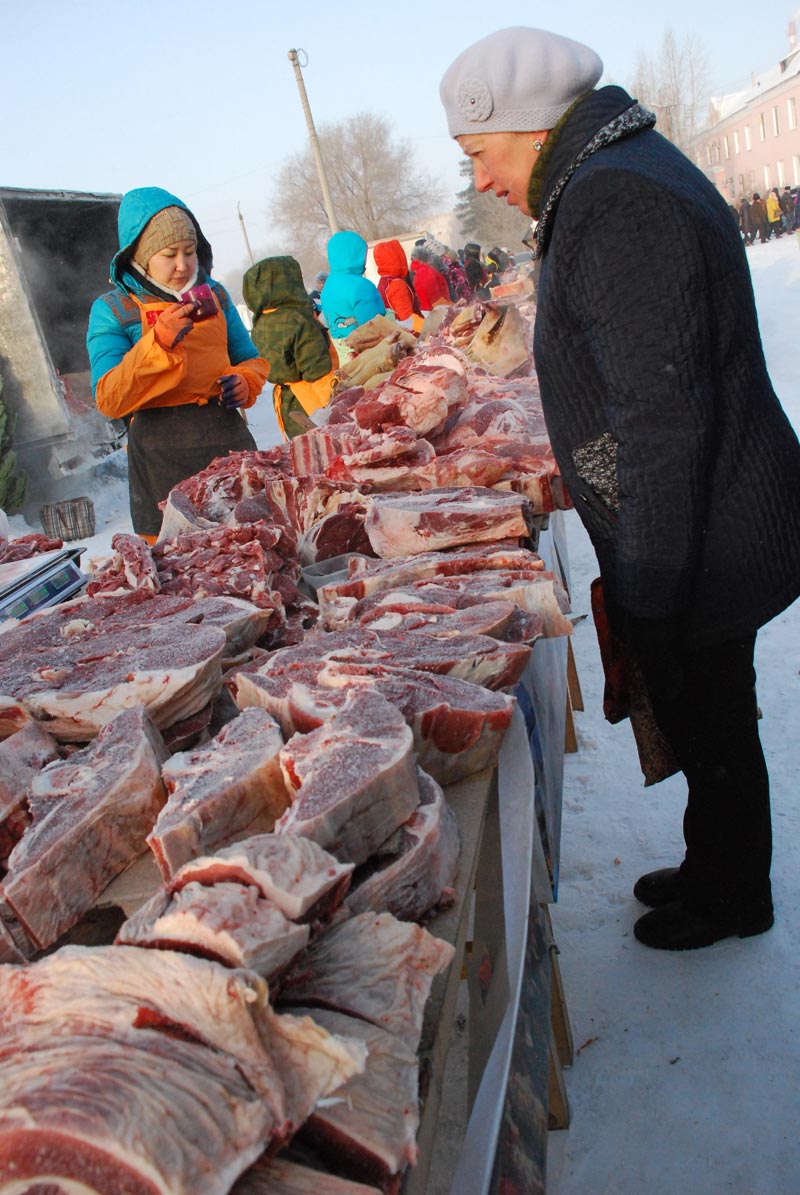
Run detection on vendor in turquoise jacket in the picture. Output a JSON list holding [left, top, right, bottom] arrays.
[[86, 187, 269, 539], [320, 230, 385, 352]]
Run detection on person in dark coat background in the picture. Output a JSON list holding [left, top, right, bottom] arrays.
[[462, 242, 488, 294], [441, 27, 800, 951], [750, 193, 769, 243], [739, 195, 754, 246]]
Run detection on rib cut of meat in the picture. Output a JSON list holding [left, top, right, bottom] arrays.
[[0, 723, 59, 872], [232, 1157, 382, 1194], [1, 707, 167, 950], [324, 591, 542, 643], [116, 881, 309, 982], [280, 910, 454, 1052], [345, 769, 460, 922], [148, 708, 290, 881], [169, 832, 353, 923], [275, 690, 419, 866], [363, 487, 533, 558], [86, 532, 161, 596], [294, 1007, 419, 1195], [232, 657, 514, 786]]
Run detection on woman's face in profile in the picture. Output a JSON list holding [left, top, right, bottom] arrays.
[[457, 131, 546, 215], [147, 239, 198, 291]]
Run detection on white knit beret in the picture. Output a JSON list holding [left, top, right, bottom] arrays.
[[440, 27, 603, 137]]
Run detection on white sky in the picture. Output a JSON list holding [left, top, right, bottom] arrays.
[[2, 0, 798, 274]]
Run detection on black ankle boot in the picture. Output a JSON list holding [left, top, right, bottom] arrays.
[[633, 867, 685, 908], [634, 899, 774, 951]]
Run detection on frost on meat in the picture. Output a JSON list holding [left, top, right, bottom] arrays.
[[116, 880, 310, 983], [169, 832, 353, 923], [0, 722, 59, 872], [294, 1007, 420, 1195], [345, 769, 460, 923], [148, 708, 290, 881], [280, 910, 455, 1052], [1, 707, 167, 950], [275, 690, 420, 866]]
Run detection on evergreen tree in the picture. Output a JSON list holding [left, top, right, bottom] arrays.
[[455, 159, 533, 252]]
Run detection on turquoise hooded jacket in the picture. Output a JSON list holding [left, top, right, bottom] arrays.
[[320, 230, 385, 339], [86, 186, 258, 394]]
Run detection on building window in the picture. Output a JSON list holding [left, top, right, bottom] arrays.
[[724, 135, 730, 159], [759, 113, 766, 141], [705, 144, 712, 166], [789, 97, 797, 131], [777, 160, 784, 186], [745, 125, 752, 150], [772, 107, 780, 136], [738, 173, 746, 194], [733, 130, 740, 153], [794, 155, 800, 185], [763, 165, 771, 189]]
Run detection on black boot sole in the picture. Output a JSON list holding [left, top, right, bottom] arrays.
[[634, 901, 774, 951]]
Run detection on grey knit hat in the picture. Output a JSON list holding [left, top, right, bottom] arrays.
[[440, 27, 603, 138], [133, 206, 197, 268]]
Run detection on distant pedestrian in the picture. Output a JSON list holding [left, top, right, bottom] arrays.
[[739, 196, 754, 246], [766, 188, 783, 238], [308, 271, 328, 320], [779, 186, 794, 232], [320, 231, 385, 362], [462, 242, 488, 294], [373, 239, 422, 330], [750, 193, 769, 243], [409, 244, 451, 313]]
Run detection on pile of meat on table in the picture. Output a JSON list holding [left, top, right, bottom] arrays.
[[0, 298, 574, 1193]]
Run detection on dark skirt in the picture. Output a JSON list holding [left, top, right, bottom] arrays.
[[127, 402, 256, 535]]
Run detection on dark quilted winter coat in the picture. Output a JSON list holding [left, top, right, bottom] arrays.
[[532, 86, 800, 648]]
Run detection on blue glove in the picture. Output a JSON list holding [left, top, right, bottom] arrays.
[[217, 374, 247, 409]]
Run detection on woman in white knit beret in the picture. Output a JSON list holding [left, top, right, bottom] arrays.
[[440, 28, 800, 951]]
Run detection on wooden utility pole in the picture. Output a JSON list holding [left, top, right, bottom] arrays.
[[237, 202, 255, 264], [288, 48, 340, 236]]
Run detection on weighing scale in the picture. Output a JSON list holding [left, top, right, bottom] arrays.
[[0, 547, 88, 622]]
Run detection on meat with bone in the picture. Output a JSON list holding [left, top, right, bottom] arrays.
[[290, 424, 364, 476], [363, 487, 534, 558], [297, 501, 374, 566], [169, 832, 353, 923], [0, 532, 64, 565], [0, 707, 167, 950], [0, 1030, 274, 1195], [157, 487, 217, 541], [345, 769, 460, 922], [294, 1007, 420, 1195], [321, 570, 569, 639], [233, 1157, 382, 1195], [327, 439, 437, 492], [166, 446, 290, 524], [231, 655, 514, 786], [259, 626, 531, 691], [0, 593, 228, 742], [148, 708, 290, 881], [329, 593, 542, 643], [342, 540, 546, 592], [0, 946, 368, 1175], [280, 910, 454, 1052], [465, 302, 531, 376], [153, 522, 292, 610], [86, 532, 161, 596], [348, 365, 468, 438], [430, 394, 549, 453], [116, 881, 310, 982], [0, 723, 59, 872], [275, 689, 420, 867]]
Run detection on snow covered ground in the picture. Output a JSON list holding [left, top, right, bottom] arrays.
[[7, 233, 799, 1194]]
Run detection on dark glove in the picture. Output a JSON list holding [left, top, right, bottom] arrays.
[[153, 302, 195, 350], [217, 374, 248, 409], [623, 614, 684, 705]]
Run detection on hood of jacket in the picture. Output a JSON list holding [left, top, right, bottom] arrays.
[[327, 230, 368, 274], [243, 256, 314, 314], [110, 186, 213, 289], [373, 239, 408, 278]]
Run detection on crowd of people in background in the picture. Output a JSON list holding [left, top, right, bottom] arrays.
[[733, 186, 799, 245]]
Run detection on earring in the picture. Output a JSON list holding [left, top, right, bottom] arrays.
[[533, 139, 543, 151]]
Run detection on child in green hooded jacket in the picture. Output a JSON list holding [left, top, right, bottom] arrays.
[[243, 256, 336, 439]]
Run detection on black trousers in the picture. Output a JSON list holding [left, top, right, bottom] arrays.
[[127, 403, 256, 536], [642, 634, 772, 916]]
